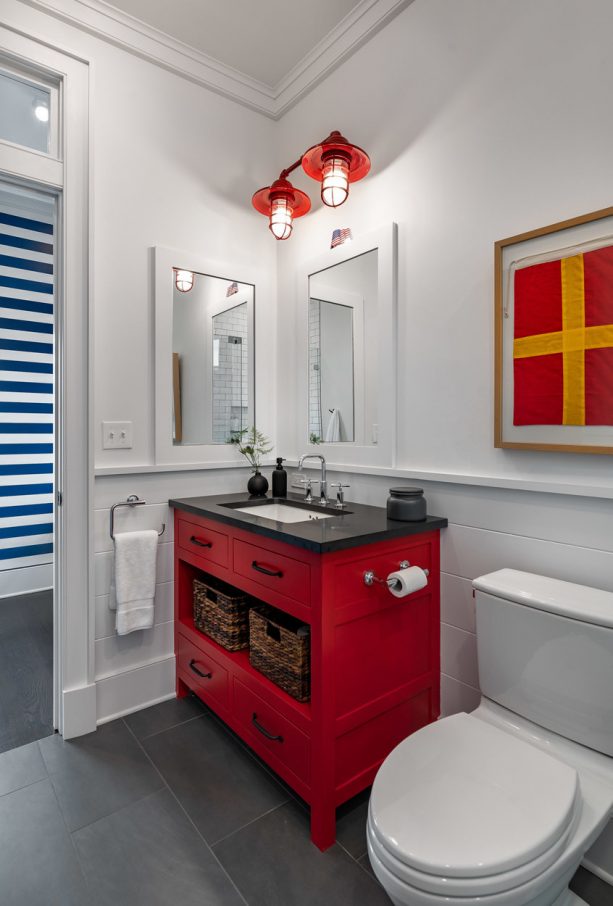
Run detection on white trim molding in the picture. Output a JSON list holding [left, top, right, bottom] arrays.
[[62, 682, 96, 738], [274, 0, 414, 117], [19, 0, 414, 119]]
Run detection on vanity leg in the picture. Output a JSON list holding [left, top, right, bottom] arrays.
[[310, 798, 336, 851], [176, 676, 190, 699]]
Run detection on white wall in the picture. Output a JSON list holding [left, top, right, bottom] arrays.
[[83, 29, 275, 718], [275, 0, 613, 492], [276, 0, 613, 880]]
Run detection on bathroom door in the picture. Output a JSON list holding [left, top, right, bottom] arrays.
[[0, 179, 57, 752], [0, 52, 60, 751]]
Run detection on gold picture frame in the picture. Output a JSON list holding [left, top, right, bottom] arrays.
[[495, 205, 613, 454]]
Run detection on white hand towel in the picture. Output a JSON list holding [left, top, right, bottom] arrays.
[[325, 408, 341, 443], [111, 530, 158, 635]]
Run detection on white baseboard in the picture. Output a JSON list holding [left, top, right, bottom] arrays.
[[97, 691, 176, 725], [62, 682, 97, 739], [583, 817, 613, 887], [581, 858, 613, 887], [96, 655, 176, 725], [0, 563, 53, 599]]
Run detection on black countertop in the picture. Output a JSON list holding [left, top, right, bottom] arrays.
[[169, 493, 447, 554]]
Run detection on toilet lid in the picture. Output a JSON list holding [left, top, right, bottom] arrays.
[[369, 713, 579, 880]]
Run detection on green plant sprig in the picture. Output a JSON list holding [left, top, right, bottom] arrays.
[[229, 426, 273, 471]]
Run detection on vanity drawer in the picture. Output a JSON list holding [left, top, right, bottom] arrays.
[[177, 633, 229, 710], [178, 517, 229, 568], [233, 538, 310, 606], [234, 679, 310, 783]]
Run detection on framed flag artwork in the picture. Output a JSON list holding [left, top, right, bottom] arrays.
[[495, 206, 613, 454]]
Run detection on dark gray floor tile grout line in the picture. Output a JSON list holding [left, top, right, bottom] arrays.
[[134, 701, 374, 873], [47, 770, 91, 891], [126, 703, 375, 895], [203, 704, 310, 813], [121, 717, 251, 906], [336, 839, 368, 868], [210, 800, 290, 850], [135, 711, 211, 740]]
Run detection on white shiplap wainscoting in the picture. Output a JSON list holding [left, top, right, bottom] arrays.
[[288, 465, 613, 885], [289, 469, 613, 711], [93, 467, 249, 724]]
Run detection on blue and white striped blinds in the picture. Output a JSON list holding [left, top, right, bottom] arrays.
[[0, 187, 54, 576]]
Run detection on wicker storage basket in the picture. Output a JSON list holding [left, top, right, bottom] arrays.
[[249, 605, 310, 702], [193, 576, 251, 651]]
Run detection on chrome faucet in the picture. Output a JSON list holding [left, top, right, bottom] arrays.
[[298, 454, 327, 505]]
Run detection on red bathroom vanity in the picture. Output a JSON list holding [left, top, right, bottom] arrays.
[[170, 493, 446, 851]]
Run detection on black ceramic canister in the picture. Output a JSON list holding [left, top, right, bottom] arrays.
[[386, 486, 427, 522]]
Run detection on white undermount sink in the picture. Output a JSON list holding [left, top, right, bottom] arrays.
[[235, 503, 334, 523]]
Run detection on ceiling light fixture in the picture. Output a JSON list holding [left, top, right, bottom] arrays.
[[33, 99, 49, 123], [252, 130, 370, 240], [174, 269, 194, 293]]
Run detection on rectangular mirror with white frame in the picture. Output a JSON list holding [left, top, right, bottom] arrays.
[[298, 223, 397, 467], [155, 246, 270, 467]]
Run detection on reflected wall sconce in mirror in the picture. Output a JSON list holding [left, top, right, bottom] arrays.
[[174, 268, 194, 293], [252, 131, 370, 240]]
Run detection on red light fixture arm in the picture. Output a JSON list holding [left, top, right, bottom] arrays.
[[252, 130, 371, 240], [278, 156, 304, 181]]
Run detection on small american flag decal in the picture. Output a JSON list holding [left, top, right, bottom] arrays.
[[331, 228, 352, 248]]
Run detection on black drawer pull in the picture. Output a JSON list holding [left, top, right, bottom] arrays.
[[189, 658, 212, 679], [251, 560, 283, 578], [190, 536, 212, 548], [252, 712, 283, 742]]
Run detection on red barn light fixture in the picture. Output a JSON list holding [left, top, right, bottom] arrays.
[[252, 130, 370, 240], [252, 177, 311, 241]]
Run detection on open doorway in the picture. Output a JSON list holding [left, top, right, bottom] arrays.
[[0, 180, 56, 753]]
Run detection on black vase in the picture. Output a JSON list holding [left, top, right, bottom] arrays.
[[247, 470, 268, 498]]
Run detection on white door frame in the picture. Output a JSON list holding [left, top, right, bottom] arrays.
[[0, 21, 94, 737]]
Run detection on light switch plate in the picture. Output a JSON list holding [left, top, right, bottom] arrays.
[[102, 420, 133, 449]]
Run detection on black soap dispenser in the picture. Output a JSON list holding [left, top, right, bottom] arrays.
[[272, 457, 287, 498]]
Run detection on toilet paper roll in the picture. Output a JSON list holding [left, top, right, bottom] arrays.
[[387, 566, 428, 598]]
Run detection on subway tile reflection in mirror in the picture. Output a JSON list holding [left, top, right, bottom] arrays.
[[308, 249, 377, 444], [172, 271, 255, 445]]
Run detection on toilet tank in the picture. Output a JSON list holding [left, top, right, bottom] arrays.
[[473, 569, 613, 757]]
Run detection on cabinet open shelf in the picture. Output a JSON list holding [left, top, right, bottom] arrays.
[[177, 615, 312, 726]]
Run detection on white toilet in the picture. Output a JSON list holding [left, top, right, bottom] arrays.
[[367, 569, 613, 906]]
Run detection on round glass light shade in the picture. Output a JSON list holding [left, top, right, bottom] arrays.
[[321, 154, 350, 207], [269, 197, 293, 240], [34, 102, 49, 123], [175, 269, 194, 293]]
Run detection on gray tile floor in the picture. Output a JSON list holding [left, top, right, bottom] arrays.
[[0, 695, 610, 906], [0, 590, 54, 754]]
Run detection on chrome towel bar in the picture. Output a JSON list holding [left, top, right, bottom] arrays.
[[110, 495, 165, 540]]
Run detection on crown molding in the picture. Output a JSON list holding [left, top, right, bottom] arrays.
[[19, 0, 278, 116], [273, 0, 413, 118], [18, 0, 413, 119]]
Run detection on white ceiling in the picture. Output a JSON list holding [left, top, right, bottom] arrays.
[[106, 0, 362, 86]]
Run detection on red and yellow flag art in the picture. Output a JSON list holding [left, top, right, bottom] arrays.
[[513, 245, 613, 426]]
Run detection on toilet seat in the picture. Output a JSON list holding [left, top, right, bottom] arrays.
[[368, 713, 580, 899]]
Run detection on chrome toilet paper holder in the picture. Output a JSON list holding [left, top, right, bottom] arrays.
[[363, 560, 429, 589]]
